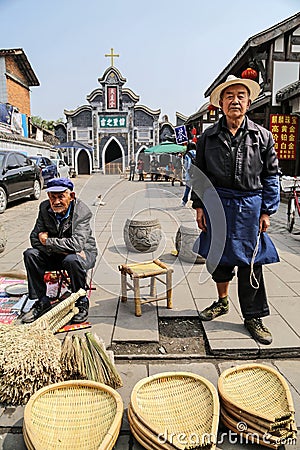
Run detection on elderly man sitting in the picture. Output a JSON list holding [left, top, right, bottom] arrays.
[[22, 177, 98, 324]]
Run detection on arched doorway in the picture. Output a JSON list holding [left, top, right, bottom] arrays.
[[77, 150, 90, 174], [103, 138, 124, 174]]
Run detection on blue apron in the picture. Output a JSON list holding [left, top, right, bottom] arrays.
[[193, 187, 279, 267]]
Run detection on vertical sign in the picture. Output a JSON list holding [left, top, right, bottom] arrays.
[[175, 125, 188, 144], [270, 114, 298, 160], [107, 86, 117, 109]]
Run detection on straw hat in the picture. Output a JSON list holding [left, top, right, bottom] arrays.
[[210, 75, 260, 107]]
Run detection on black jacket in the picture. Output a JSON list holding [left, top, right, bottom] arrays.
[[191, 116, 279, 209], [30, 198, 98, 270]]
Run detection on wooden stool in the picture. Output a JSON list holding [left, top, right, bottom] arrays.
[[118, 259, 173, 316]]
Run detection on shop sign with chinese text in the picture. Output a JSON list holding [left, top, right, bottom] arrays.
[[270, 114, 298, 160], [99, 116, 127, 128], [175, 125, 188, 144]]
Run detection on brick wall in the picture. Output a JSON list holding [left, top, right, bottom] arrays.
[[5, 56, 31, 116]]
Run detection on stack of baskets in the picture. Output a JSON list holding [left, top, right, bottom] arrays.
[[23, 380, 123, 450], [218, 363, 297, 449], [128, 372, 220, 450]]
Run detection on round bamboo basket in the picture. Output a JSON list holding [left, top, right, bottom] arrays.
[[218, 363, 295, 423], [23, 380, 123, 450], [129, 371, 219, 449]]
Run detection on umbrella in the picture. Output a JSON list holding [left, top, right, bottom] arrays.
[[144, 141, 186, 154], [53, 140, 93, 152]]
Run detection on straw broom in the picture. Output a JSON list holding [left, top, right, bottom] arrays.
[[85, 332, 123, 389], [0, 289, 85, 405], [60, 332, 123, 389]]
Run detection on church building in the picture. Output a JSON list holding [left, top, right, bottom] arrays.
[[56, 49, 163, 174]]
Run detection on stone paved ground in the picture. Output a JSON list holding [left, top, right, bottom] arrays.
[[0, 173, 299, 449]]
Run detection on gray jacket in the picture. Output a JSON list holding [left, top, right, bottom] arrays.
[[30, 198, 98, 270]]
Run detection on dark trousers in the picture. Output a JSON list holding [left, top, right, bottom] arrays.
[[212, 264, 269, 319], [182, 185, 191, 204], [129, 170, 135, 181], [23, 248, 87, 300]]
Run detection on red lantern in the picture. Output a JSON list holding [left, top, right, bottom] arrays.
[[191, 127, 197, 136], [241, 67, 258, 80], [192, 136, 197, 143], [207, 104, 216, 111]]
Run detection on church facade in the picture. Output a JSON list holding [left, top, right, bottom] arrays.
[[56, 50, 166, 174]]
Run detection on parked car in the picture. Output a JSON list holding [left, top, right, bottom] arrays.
[[0, 150, 42, 214], [29, 156, 57, 187], [50, 158, 70, 178]]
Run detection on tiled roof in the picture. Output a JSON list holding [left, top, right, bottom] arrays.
[[0, 131, 51, 147], [276, 80, 300, 101], [0, 48, 39, 86], [204, 12, 300, 97]]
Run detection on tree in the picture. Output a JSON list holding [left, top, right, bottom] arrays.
[[31, 116, 64, 131]]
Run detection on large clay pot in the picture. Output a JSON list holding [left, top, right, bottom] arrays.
[[0, 224, 7, 254], [124, 218, 162, 252], [175, 225, 205, 264]]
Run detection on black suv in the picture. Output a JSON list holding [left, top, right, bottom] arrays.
[[0, 150, 42, 213]]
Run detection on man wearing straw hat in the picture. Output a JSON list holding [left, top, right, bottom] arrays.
[[191, 75, 280, 345], [22, 177, 98, 324]]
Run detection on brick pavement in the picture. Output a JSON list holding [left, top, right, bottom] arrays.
[[0, 173, 299, 449]]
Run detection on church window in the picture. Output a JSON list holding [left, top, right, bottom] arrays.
[[77, 129, 89, 140]]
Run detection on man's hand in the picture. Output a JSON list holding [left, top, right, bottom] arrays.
[[38, 232, 48, 245], [77, 250, 86, 260], [196, 208, 207, 232], [260, 213, 270, 232]]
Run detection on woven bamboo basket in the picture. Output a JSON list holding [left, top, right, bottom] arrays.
[[23, 380, 123, 450], [128, 404, 176, 449], [218, 363, 295, 423], [220, 408, 281, 450], [129, 372, 219, 450]]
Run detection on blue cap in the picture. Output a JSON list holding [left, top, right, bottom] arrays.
[[46, 177, 74, 192]]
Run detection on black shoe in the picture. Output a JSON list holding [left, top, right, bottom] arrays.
[[21, 297, 52, 324], [72, 297, 89, 323], [199, 300, 229, 321], [244, 318, 272, 345]]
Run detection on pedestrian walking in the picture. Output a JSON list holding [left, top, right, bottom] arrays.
[[150, 157, 159, 181], [191, 75, 280, 345], [137, 157, 145, 181], [181, 142, 196, 206], [128, 157, 136, 181], [171, 154, 184, 186]]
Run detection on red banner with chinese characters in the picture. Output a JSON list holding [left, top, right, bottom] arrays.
[[107, 86, 117, 109], [270, 114, 298, 160]]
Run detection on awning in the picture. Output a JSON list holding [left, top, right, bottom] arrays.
[[53, 140, 93, 152], [144, 142, 186, 154]]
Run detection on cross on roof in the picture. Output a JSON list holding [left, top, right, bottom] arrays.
[[105, 48, 119, 66]]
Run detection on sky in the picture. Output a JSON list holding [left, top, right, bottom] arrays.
[[1, 0, 299, 124]]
